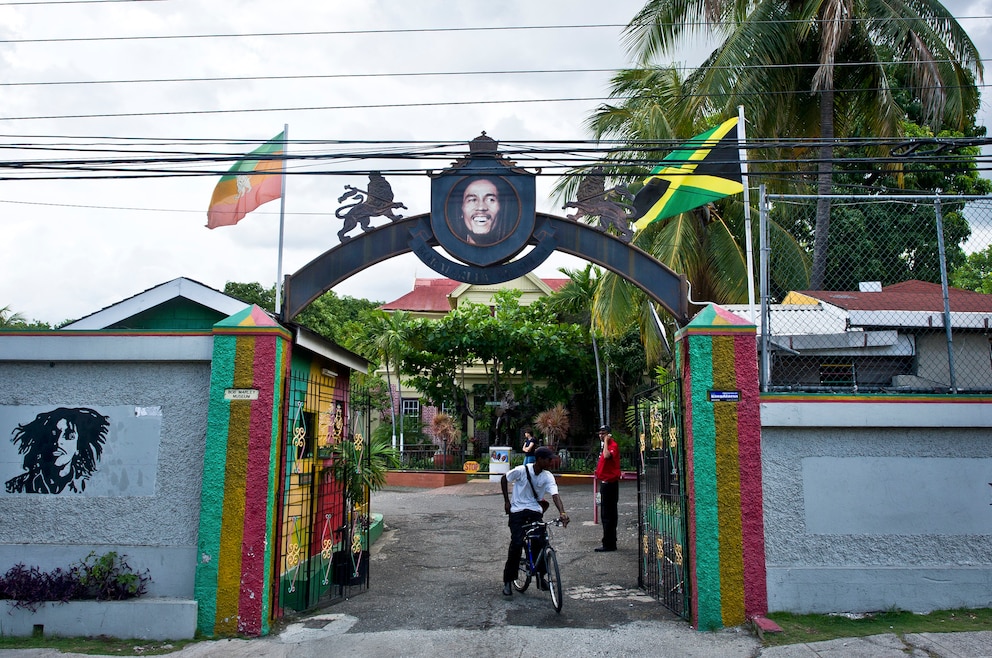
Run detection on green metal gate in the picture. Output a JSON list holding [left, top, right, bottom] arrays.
[[635, 375, 690, 619], [273, 373, 372, 618]]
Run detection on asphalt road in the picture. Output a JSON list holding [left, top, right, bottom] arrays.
[[326, 478, 682, 632]]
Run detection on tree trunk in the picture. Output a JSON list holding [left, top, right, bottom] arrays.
[[385, 356, 397, 451], [592, 334, 604, 427], [396, 362, 404, 454], [811, 87, 835, 290]]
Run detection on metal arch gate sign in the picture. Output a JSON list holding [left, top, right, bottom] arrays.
[[282, 135, 688, 324]]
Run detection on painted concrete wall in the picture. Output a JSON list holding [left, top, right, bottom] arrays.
[[677, 305, 768, 630], [194, 308, 290, 638], [761, 397, 992, 613], [0, 361, 209, 598]]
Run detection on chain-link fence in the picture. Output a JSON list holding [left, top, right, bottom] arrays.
[[740, 193, 992, 394]]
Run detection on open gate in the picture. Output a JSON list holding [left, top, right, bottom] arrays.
[[273, 372, 372, 618], [635, 375, 690, 619]]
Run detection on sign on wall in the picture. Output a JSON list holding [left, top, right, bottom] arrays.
[[0, 405, 161, 496]]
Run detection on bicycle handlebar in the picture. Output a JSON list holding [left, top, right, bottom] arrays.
[[523, 519, 565, 532]]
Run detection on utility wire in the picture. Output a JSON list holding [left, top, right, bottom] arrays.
[[3, 59, 991, 87], [1, 16, 989, 44], [0, 0, 161, 5], [2, 80, 990, 122]]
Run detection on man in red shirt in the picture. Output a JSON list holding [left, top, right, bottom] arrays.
[[594, 425, 620, 552]]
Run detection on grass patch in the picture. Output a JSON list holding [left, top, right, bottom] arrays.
[[762, 608, 992, 647], [0, 635, 199, 655]]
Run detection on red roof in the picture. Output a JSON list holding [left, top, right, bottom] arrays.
[[380, 278, 460, 312], [802, 280, 992, 313], [380, 277, 571, 312]]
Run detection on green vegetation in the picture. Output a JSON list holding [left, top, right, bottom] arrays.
[[953, 244, 992, 294], [0, 304, 53, 329], [762, 608, 992, 647], [223, 281, 381, 350], [399, 290, 598, 445], [0, 635, 196, 655]]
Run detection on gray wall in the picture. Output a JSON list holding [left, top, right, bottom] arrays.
[[761, 400, 992, 613], [917, 333, 992, 390], [0, 361, 209, 598]]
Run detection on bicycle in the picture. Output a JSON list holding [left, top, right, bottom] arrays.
[[512, 519, 564, 612]]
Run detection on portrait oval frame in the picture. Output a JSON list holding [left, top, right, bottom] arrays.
[[431, 172, 535, 267]]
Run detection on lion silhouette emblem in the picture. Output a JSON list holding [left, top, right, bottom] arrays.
[[336, 172, 407, 242], [563, 168, 635, 242]]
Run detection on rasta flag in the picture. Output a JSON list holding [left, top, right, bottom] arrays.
[[206, 132, 285, 228], [632, 118, 743, 231]]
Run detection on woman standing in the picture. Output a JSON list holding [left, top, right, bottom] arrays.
[[521, 429, 538, 465]]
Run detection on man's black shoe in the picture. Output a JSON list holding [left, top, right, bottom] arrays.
[[502, 583, 513, 596], [594, 547, 617, 552], [537, 576, 549, 590]]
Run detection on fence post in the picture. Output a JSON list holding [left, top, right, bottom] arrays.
[[758, 184, 770, 392], [934, 196, 958, 392]]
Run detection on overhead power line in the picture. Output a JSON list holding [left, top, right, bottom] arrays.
[[1, 79, 988, 122], [1, 134, 990, 181], [0, 23, 629, 44], [0, 0, 162, 5], [1, 16, 988, 44], [3, 59, 990, 88]]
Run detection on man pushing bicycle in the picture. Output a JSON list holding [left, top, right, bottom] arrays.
[[500, 446, 569, 597]]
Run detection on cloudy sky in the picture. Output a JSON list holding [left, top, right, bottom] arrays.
[[1, 0, 990, 326]]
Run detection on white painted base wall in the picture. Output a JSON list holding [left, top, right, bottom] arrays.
[[0, 598, 197, 640]]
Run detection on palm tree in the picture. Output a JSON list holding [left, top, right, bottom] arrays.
[[0, 306, 27, 328], [546, 264, 607, 425], [624, 0, 983, 288], [360, 310, 411, 451], [557, 65, 809, 351]]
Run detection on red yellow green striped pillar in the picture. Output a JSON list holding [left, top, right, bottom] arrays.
[[195, 306, 290, 637], [676, 304, 767, 629]]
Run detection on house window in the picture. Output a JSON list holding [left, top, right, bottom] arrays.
[[819, 362, 854, 387], [401, 398, 421, 421]]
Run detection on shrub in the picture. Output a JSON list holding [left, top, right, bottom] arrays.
[[0, 552, 151, 611], [76, 551, 151, 601], [0, 564, 79, 610]]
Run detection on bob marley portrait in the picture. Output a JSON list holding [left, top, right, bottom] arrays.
[[5, 407, 110, 494]]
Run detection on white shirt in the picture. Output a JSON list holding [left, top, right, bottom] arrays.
[[505, 463, 558, 513]]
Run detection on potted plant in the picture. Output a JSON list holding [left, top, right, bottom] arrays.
[[533, 404, 570, 467], [328, 431, 400, 585], [430, 412, 461, 469]]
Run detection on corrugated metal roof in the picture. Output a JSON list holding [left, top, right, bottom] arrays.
[[799, 280, 992, 313]]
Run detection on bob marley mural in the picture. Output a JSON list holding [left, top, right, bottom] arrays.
[[4, 407, 110, 494]]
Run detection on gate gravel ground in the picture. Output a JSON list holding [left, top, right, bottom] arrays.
[[2, 480, 990, 657]]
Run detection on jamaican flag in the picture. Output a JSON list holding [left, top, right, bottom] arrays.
[[632, 117, 744, 231]]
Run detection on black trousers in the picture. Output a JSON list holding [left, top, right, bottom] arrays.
[[503, 509, 545, 584], [599, 479, 619, 550]]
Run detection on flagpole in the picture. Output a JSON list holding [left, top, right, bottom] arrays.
[[738, 105, 756, 324], [275, 124, 288, 316]]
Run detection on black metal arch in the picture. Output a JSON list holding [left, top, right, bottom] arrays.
[[282, 213, 688, 324]]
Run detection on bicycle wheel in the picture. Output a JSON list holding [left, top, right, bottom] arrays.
[[544, 547, 563, 612], [512, 557, 531, 592]]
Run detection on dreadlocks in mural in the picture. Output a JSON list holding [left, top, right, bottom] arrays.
[[4, 407, 110, 494]]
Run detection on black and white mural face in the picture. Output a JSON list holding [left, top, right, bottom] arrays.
[[1, 405, 160, 496], [5, 407, 108, 493]]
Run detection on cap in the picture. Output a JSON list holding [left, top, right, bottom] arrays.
[[534, 446, 555, 460], [599, 425, 610, 432]]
